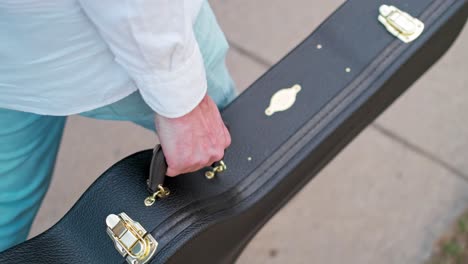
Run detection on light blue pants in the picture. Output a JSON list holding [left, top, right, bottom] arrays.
[[0, 3, 236, 252]]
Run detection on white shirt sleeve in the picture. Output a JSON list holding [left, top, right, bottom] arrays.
[[78, 0, 206, 118]]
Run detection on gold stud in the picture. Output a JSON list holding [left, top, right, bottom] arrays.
[[205, 171, 215, 179], [345, 67, 351, 73]]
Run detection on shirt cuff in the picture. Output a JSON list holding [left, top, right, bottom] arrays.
[[133, 44, 207, 118]]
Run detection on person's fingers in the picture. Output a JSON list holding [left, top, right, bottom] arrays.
[[215, 113, 230, 150], [211, 108, 230, 151], [167, 162, 202, 177], [201, 102, 225, 164], [167, 148, 224, 177], [166, 167, 180, 177], [222, 123, 231, 149], [166, 159, 193, 177], [207, 149, 224, 166], [157, 94, 231, 177], [166, 150, 208, 177]]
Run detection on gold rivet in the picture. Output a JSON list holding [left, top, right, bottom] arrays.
[[205, 171, 215, 179], [316, 44, 322, 49], [144, 196, 156, 207], [247, 157, 252, 161], [345, 67, 351, 73]]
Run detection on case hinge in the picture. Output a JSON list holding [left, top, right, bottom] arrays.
[[106, 213, 157, 264], [378, 5, 424, 43]]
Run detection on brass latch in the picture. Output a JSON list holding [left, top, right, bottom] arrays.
[[205, 160, 227, 179], [378, 5, 424, 43], [106, 213, 157, 264]]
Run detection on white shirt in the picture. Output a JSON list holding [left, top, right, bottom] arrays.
[[0, 0, 206, 118]]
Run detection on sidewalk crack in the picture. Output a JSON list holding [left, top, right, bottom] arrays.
[[372, 123, 468, 182], [228, 40, 273, 68]]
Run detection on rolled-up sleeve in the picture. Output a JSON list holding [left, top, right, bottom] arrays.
[[78, 0, 206, 118]]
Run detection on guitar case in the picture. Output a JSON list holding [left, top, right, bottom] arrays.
[[1, 0, 467, 263]]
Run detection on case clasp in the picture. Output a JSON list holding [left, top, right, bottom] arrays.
[[106, 213, 157, 264], [378, 5, 424, 43], [205, 160, 227, 179]]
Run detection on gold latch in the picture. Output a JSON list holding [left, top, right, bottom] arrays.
[[205, 160, 227, 179], [378, 5, 424, 43], [106, 213, 157, 264]]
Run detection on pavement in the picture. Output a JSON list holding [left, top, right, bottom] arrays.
[[30, 1, 468, 263]]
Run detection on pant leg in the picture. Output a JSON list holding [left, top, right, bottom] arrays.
[[81, 0, 237, 129], [0, 109, 66, 252], [194, 0, 238, 109]]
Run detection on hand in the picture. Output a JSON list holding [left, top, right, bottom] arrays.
[[154, 93, 231, 177]]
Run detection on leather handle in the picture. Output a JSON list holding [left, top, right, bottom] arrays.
[[147, 144, 167, 194], [147, 122, 230, 193]]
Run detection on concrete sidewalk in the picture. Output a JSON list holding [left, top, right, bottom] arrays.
[[31, 1, 468, 263]]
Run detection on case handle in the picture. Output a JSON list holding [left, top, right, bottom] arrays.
[[145, 123, 230, 206], [147, 144, 167, 194], [144, 144, 170, 207]]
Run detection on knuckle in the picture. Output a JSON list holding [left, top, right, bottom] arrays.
[[206, 147, 221, 163], [213, 149, 224, 161], [189, 154, 205, 168], [225, 135, 232, 148], [167, 166, 182, 176], [168, 159, 189, 174], [199, 157, 211, 167]]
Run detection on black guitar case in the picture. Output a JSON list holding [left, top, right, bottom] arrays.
[[1, 0, 467, 263]]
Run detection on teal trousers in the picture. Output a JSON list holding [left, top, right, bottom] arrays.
[[0, 2, 236, 252]]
